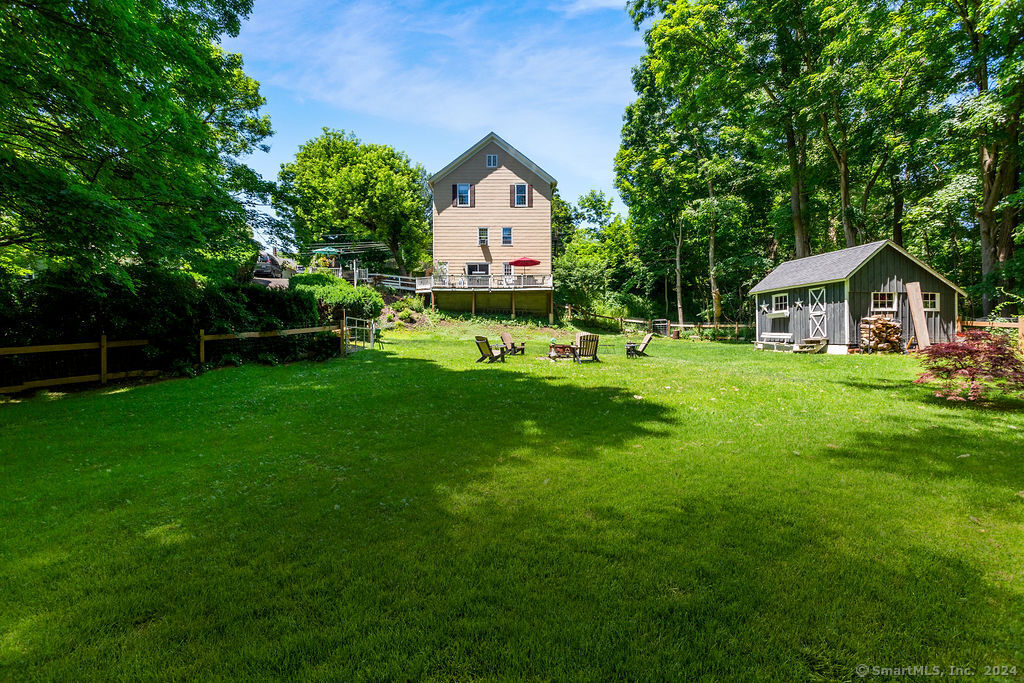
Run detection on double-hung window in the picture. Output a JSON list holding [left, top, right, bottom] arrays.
[[503, 262, 514, 276], [501, 227, 513, 245], [478, 227, 488, 246], [772, 293, 789, 312], [486, 154, 498, 168], [872, 291, 896, 311], [514, 183, 528, 207], [921, 292, 939, 311], [457, 183, 471, 206]]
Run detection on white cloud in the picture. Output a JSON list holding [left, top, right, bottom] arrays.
[[557, 0, 627, 17], [225, 0, 643, 201]]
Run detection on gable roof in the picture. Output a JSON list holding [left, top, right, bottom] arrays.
[[749, 240, 966, 296], [428, 132, 557, 188]]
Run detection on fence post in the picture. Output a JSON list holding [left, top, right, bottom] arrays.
[[1018, 316, 1023, 354], [199, 329, 205, 364], [100, 334, 108, 384], [341, 312, 347, 356]]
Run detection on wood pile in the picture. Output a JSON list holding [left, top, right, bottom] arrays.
[[860, 315, 903, 352]]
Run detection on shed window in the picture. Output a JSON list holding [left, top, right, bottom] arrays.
[[514, 184, 528, 206], [772, 294, 789, 312], [466, 263, 489, 275], [872, 291, 896, 311], [478, 227, 488, 246], [457, 183, 471, 206], [921, 292, 939, 311], [486, 154, 498, 168]]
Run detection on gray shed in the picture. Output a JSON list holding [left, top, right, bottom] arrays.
[[749, 240, 966, 353]]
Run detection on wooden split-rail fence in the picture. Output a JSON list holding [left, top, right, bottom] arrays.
[[0, 336, 159, 394], [958, 317, 1024, 353], [2, 317, 375, 395]]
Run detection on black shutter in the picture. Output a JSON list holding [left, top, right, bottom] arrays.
[[528, 185, 533, 207], [451, 184, 457, 207], [469, 184, 475, 208], [510, 185, 515, 208]]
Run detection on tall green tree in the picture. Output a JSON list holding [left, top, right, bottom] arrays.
[[274, 129, 431, 276], [0, 0, 273, 282]]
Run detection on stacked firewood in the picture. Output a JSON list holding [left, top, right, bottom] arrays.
[[860, 315, 903, 352]]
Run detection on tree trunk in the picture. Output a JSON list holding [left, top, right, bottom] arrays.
[[785, 121, 811, 257], [839, 154, 856, 247], [820, 113, 857, 247], [706, 181, 720, 329], [891, 170, 904, 246], [674, 221, 685, 327], [664, 270, 669, 317]]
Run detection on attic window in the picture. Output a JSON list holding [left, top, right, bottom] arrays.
[[922, 292, 939, 311], [457, 183, 471, 206], [872, 291, 896, 311], [514, 184, 527, 206], [486, 154, 498, 168], [772, 294, 789, 312]]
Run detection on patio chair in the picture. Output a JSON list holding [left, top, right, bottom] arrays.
[[626, 332, 653, 358], [500, 332, 525, 356], [475, 336, 506, 363], [574, 333, 600, 363]]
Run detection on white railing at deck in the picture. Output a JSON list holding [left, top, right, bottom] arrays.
[[415, 274, 552, 291]]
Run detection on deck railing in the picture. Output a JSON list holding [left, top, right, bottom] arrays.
[[415, 274, 552, 292]]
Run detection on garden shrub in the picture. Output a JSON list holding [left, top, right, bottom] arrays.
[[398, 309, 416, 323], [915, 331, 1024, 401], [0, 265, 332, 384], [392, 295, 425, 313], [291, 272, 384, 321]]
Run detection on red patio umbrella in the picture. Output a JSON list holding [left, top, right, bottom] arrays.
[[507, 257, 541, 281]]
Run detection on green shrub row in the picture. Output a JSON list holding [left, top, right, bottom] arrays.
[[291, 272, 385, 321], [0, 267, 336, 383]]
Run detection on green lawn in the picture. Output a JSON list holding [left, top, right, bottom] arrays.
[[2, 322, 1023, 680]]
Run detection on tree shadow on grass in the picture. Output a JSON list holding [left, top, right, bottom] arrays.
[[1, 351, 1021, 678], [0, 349, 673, 676]]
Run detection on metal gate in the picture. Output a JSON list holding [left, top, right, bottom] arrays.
[[344, 316, 376, 353]]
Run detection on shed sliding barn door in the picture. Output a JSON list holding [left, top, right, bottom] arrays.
[[809, 287, 826, 338]]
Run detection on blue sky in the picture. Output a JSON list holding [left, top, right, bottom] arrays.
[[221, 0, 645, 243]]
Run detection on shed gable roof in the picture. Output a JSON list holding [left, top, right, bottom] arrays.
[[749, 241, 888, 294], [749, 240, 967, 296], [428, 132, 557, 188]]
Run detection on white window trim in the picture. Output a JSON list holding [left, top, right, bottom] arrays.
[[501, 227, 513, 246], [772, 293, 789, 312], [477, 227, 488, 246], [503, 262, 514, 276], [486, 154, 497, 168], [514, 183, 528, 207], [922, 292, 939, 311], [871, 291, 896, 312], [457, 183, 471, 207], [466, 262, 490, 276]]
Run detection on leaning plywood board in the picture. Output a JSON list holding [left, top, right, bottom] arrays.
[[905, 281, 931, 349]]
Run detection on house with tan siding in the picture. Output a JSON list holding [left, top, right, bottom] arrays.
[[416, 132, 556, 322]]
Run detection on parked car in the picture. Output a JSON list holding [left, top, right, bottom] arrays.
[[254, 252, 282, 278]]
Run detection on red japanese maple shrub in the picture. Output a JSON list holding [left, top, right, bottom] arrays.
[[915, 331, 1024, 401]]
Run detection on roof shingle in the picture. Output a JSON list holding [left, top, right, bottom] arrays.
[[748, 240, 888, 294]]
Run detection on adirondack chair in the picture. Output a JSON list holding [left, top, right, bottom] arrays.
[[574, 332, 600, 363], [626, 332, 653, 358], [475, 336, 506, 363], [500, 331, 525, 356]]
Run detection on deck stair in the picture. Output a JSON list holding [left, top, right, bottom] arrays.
[[793, 338, 827, 354]]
